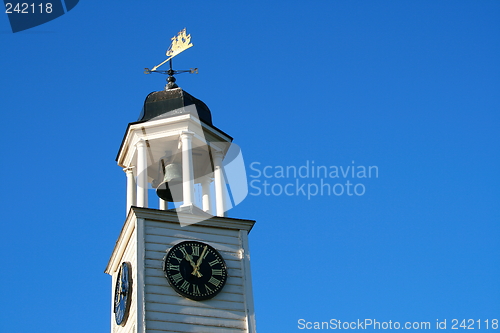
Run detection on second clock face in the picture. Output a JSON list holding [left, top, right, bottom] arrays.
[[114, 262, 132, 326], [163, 241, 227, 301]]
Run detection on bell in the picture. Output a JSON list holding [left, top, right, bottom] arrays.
[[156, 163, 183, 202]]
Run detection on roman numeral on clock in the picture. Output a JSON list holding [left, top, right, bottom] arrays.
[[191, 245, 200, 256], [171, 273, 183, 284], [209, 258, 220, 266], [170, 254, 182, 263], [208, 276, 221, 287], [180, 280, 190, 291], [167, 263, 179, 271], [212, 269, 223, 276], [192, 284, 200, 295], [179, 247, 189, 257]]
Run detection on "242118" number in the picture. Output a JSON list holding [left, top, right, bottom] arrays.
[[5, 3, 53, 14]]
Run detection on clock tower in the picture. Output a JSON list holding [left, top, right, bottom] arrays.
[[105, 30, 256, 333]]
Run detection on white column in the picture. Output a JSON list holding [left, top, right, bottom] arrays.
[[213, 151, 227, 217], [136, 139, 148, 208], [159, 198, 167, 210], [201, 176, 213, 214], [180, 131, 195, 207], [124, 167, 136, 215]]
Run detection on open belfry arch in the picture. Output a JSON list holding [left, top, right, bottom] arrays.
[[105, 29, 257, 333]]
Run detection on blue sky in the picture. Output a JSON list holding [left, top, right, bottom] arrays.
[[1, 1, 499, 332]]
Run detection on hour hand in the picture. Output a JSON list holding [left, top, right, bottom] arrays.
[[184, 253, 202, 277]]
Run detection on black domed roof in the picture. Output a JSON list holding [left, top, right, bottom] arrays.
[[138, 88, 213, 125]]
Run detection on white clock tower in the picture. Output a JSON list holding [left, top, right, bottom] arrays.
[[104, 34, 256, 332]]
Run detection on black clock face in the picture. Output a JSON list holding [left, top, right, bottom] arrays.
[[163, 241, 227, 301], [114, 262, 132, 326]]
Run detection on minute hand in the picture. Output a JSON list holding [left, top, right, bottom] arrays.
[[193, 245, 208, 274]]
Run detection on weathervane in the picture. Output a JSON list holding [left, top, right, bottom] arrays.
[[144, 28, 198, 89]]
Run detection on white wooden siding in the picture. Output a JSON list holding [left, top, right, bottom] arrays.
[[143, 218, 248, 332]]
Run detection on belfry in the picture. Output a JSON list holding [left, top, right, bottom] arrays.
[[105, 29, 257, 333]]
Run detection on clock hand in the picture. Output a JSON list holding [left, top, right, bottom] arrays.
[[118, 279, 124, 302], [193, 245, 208, 274], [184, 253, 202, 278], [121, 282, 127, 297], [121, 271, 127, 296]]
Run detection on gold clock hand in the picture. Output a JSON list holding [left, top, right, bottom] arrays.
[[185, 253, 202, 277], [193, 245, 208, 273]]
